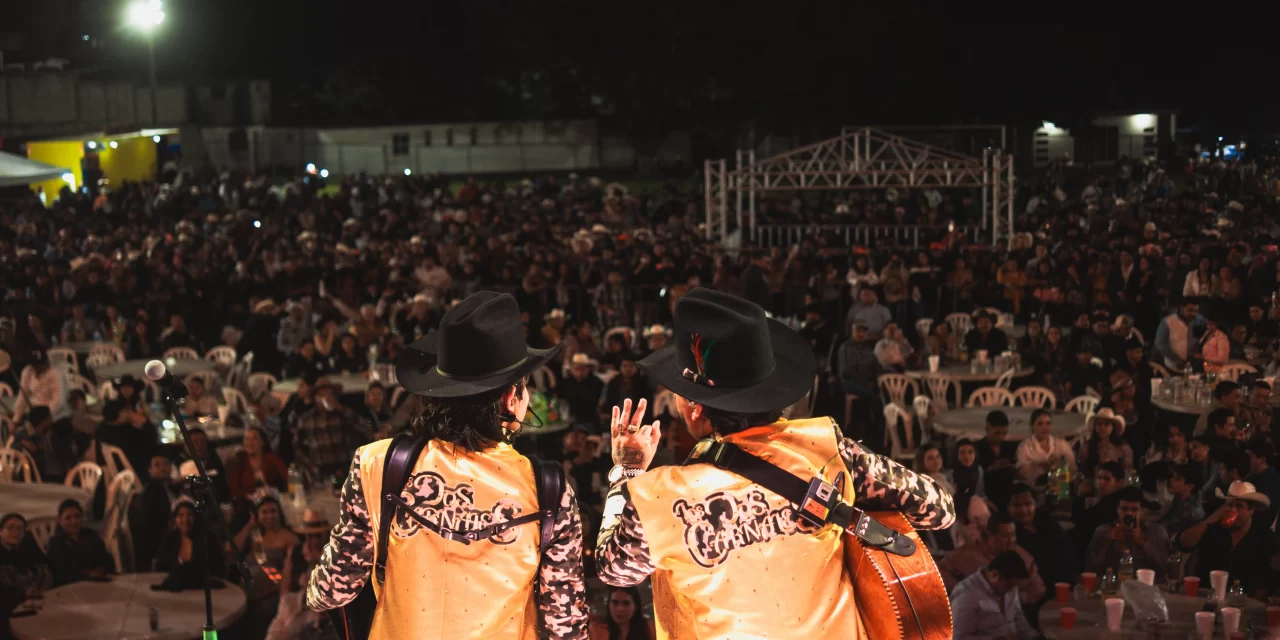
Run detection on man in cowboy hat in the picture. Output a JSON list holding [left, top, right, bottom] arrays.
[[557, 353, 605, 433], [595, 288, 955, 637], [1177, 480, 1274, 597], [307, 291, 589, 639]]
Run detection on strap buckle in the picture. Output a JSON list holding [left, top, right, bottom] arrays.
[[710, 443, 737, 469], [437, 528, 473, 545]]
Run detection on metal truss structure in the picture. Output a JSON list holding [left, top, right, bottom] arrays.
[[704, 127, 1015, 246]]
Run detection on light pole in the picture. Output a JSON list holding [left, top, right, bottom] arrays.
[[127, 0, 164, 125]]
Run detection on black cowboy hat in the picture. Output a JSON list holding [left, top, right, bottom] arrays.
[[396, 291, 561, 398], [637, 288, 816, 414]]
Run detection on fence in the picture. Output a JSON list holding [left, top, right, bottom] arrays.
[[752, 224, 981, 248]]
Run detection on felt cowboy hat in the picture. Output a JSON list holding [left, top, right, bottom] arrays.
[[637, 288, 816, 414], [568, 353, 598, 369], [1087, 407, 1126, 436], [642, 324, 671, 338], [396, 291, 562, 398], [1215, 480, 1271, 508], [295, 508, 333, 535]]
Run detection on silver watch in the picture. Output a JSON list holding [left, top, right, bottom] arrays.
[[607, 465, 645, 484]]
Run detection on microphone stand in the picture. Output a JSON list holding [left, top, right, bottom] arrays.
[[158, 390, 252, 640]]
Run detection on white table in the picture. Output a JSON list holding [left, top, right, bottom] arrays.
[[93, 358, 215, 381], [274, 373, 369, 395], [931, 407, 1087, 441], [1040, 591, 1269, 639], [906, 365, 1035, 384], [0, 484, 92, 521], [10, 572, 247, 640], [63, 341, 108, 355]]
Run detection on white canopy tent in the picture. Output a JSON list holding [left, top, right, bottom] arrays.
[[0, 150, 71, 187]]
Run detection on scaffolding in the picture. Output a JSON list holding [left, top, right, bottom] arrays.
[[704, 127, 1015, 246]]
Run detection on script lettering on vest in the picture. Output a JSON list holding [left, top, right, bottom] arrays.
[[672, 488, 821, 568], [392, 471, 525, 544]]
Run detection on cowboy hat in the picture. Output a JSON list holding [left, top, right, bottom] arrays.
[[568, 353, 598, 368], [545, 309, 566, 321], [295, 508, 333, 535], [1215, 480, 1271, 508], [637, 288, 816, 414], [396, 291, 562, 398], [642, 324, 671, 338], [1087, 407, 1126, 436], [252, 299, 278, 314]]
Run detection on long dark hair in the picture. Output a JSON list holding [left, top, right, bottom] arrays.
[[605, 586, 649, 640], [410, 380, 526, 452], [701, 406, 784, 436]]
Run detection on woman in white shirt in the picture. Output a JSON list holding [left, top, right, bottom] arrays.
[[1015, 408, 1076, 483], [14, 349, 69, 422]]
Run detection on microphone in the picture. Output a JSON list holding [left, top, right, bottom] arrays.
[[144, 359, 190, 399]]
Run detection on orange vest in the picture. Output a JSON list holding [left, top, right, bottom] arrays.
[[625, 418, 864, 640], [357, 439, 541, 639]]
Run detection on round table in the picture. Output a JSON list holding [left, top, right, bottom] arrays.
[[62, 341, 108, 355], [931, 407, 1087, 441], [9, 572, 247, 640], [906, 365, 1035, 384], [1040, 591, 1269, 639], [274, 373, 369, 395], [158, 420, 245, 448], [0, 484, 92, 521], [93, 358, 215, 381]]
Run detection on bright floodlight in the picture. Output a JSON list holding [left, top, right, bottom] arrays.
[[61, 173, 76, 188], [320, 169, 330, 178], [127, 0, 164, 30], [87, 141, 97, 149], [404, 168, 411, 176], [152, 134, 161, 143], [306, 163, 316, 174], [109, 140, 119, 149]]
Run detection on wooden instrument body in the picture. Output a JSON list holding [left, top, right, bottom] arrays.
[[845, 511, 953, 640]]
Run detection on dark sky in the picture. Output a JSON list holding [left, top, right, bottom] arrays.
[[48, 1, 1280, 130]]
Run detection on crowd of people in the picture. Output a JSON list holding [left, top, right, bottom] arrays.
[[0, 148, 1278, 638]]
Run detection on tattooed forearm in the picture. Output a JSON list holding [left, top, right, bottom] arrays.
[[614, 447, 646, 466]]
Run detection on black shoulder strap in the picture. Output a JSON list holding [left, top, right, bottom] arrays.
[[375, 434, 428, 585], [530, 457, 564, 556], [684, 440, 916, 557]]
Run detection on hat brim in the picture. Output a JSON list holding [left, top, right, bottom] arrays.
[[296, 523, 333, 535], [1214, 488, 1271, 508], [638, 318, 816, 414], [396, 332, 563, 398]]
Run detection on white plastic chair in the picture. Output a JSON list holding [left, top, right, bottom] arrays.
[[913, 395, 933, 427], [944, 313, 971, 337], [0, 348, 9, 375], [604, 326, 637, 350], [1013, 386, 1057, 408], [877, 373, 918, 408], [915, 318, 934, 343], [531, 365, 557, 393], [142, 378, 162, 404], [389, 386, 406, 409], [994, 368, 1016, 390], [163, 347, 200, 361], [105, 469, 139, 515], [98, 380, 119, 402], [1217, 363, 1257, 383], [921, 374, 961, 411], [0, 447, 41, 483], [64, 461, 104, 493], [96, 443, 134, 485], [0, 416, 12, 443], [1085, 387, 1102, 400], [185, 368, 221, 391], [221, 387, 249, 415], [85, 352, 117, 373], [1065, 395, 1100, 415], [967, 387, 1014, 408], [882, 403, 918, 464], [26, 517, 58, 553], [88, 343, 125, 365], [47, 346, 79, 371], [66, 372, 97, 397], [371, 363, 397, 386], [247, 372, 278, 400], [205, 346, 238, 368], [0, 382, 11, 399], [227, 360, 251, 394]]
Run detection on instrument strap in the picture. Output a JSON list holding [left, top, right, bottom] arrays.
[[374, 434, 430, 586], [684, 440, 916, 557]]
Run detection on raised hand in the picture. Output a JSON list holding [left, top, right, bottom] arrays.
[[610, 398, 661, 471]]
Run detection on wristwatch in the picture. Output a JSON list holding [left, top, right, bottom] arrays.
[[607, 465, 645, 484]]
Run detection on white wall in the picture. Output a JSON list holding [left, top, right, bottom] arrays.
[[1092, 113, 1158, 160], [0, 72, 188, 137], [1032, 124, 1074, 167]]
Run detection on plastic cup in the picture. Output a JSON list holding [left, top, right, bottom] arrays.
[[1136, 569, 1155, 586], [1267, 605, 1280, 628], [1081, 572, 1097, 593], [976, 349, 989, 363], [1184, 576, 1201, 597], [1195, 612, 1215, 638], [1060, 606, 1077, 630], [928, 355, 940, 373], [1210, 570, 1229, 601], [1221, 607, 1241, 635], [1104, 597, 1125, 632], [1055, 582, 1070, 604]]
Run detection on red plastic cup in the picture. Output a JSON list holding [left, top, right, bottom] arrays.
[[1060, 607, 1077, 630], [1267, 605, 1280, 628], [1080, 572, 1097, 593], [1184, 576, 1201, 597], [1055, 582, 1071, 605]]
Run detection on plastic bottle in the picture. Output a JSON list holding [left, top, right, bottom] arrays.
[[1118, 548, 1135, 584], [1101, 568, 1119, 596], [1056, 458, 1072, 503], [1227, 580, 1245, 607], [1166, 552, 1183, 593]]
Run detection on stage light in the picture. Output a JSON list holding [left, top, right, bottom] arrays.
[[320, 169, 330, 178], [306, 163, 316, 173], [87, 141, 97, 149], [61, 173, 76, 189], [404, 168, 411, 176], [1042, 121, 1058, 132], [109, 140, 119, 149], [253, 220, 261, 229], [152, 135, 161, 143], [127, 0, 164, 30]]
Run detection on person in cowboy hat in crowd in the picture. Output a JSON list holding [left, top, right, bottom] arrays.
[[556, 353, 605, 433], [1074, 407, 1134, 476], [640, 324, 671, 356], [595, 288, 955, 638], [270, 509, 341, 640], [307, 291, 589, 639], [1177, 480, 1275, 598]]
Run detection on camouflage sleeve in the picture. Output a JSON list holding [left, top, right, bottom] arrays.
[[537, 483, 590, 640], [306, 450, 370, 611], [594, 482, 656, 587], [840, 438, 956, 531]]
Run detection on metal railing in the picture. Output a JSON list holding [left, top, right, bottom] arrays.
[[752, 224, 981, 248]]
